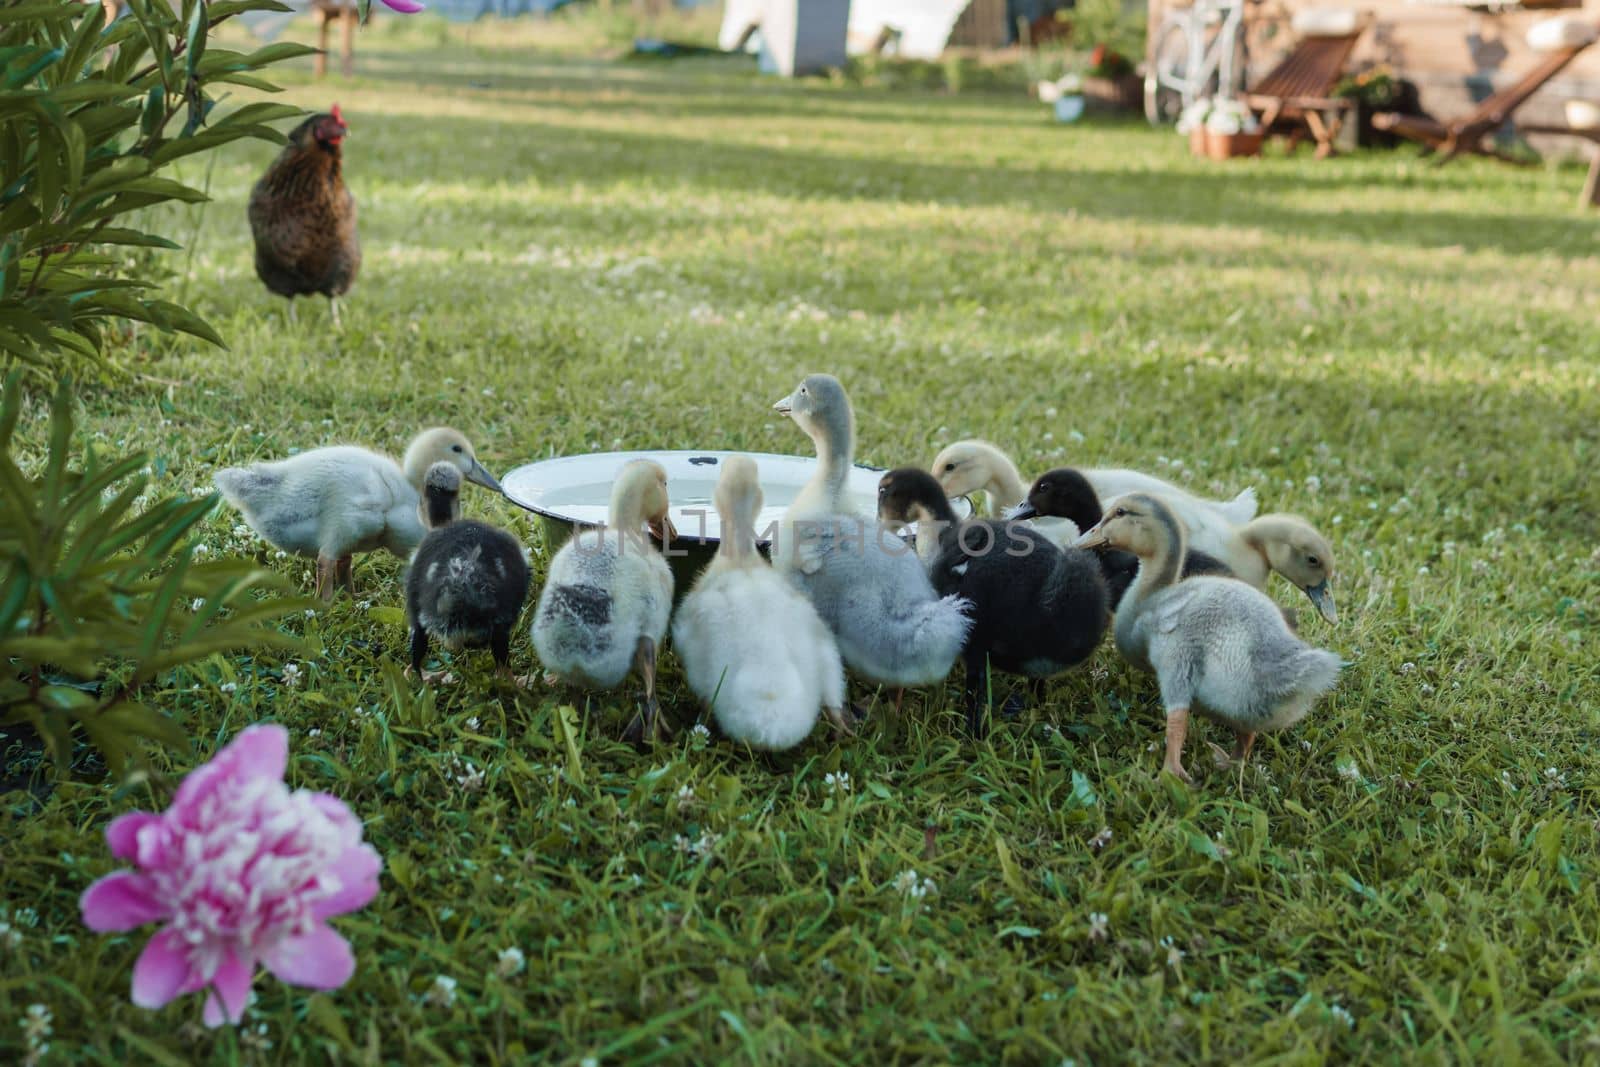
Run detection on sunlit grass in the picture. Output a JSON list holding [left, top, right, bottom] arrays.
[[2, 13, 1598, 1064]]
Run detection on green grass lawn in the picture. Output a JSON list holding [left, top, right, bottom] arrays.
[[4, 13, 1600, 1064]]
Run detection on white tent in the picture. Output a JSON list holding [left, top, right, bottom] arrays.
[[844, 0, 972, 60], [721, 1, 976, 65]]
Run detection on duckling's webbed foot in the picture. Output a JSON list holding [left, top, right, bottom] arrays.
[[824, 705, 858, 739], [1163, 705, 1193, 783]]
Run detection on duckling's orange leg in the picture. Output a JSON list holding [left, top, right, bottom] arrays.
[[1163, 705, 1193, 783], [315, 554, 336, 601], [622, 636, 667, 745], [892, 688, 906, 715], [335, 555, 355, 595], [1232, 730, 1256, 763]]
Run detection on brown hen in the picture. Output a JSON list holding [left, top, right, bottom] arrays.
[[248, 105, 360, 321]]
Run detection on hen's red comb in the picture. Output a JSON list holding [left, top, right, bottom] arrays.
[[330, 102, 344, 124]]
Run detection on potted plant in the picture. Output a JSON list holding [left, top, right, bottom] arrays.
[[1082, 44, 1141, 111], [1203, 98, 1264, 159], [1038, 72, 1087, 123], [1177, 99, 1215, 157], [1334, 65, 1408, 148]]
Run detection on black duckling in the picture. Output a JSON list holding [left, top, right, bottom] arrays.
[[1012, 467, 1233, 610], [405, 462, 531, 683], [877, 468, 1109, 738]]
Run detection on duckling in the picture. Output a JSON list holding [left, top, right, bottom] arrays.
[[531, 459, 676, 744], [773, 374, 970, 697], [672, 456, 850, 749], [215, 427, 503, 599], [404, 463, 531, 684], [877, 468, 1108, 736], [1076, 493, 1343, 783], [1013, 467, 1233, 610], [1017, 469, 1336, 624], [931, 440, 1256, 561]]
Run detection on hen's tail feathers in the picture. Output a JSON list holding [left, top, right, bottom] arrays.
[[1221, 486, 1259, 525]]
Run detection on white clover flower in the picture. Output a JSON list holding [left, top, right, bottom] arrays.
[[274, 550, 288, 560], [466, 716, 481, 731], [304, 608, 317, 619], [1068, 430, 1085, 444], [673, 834, 693, 856], [308, 728, 322, 738], [190, 598, 206, 612], [1089, 827, 1113, 851], [1087, 912, 1110, 942], [823, 771, 851, 795], [280, 663, 302, 688], [495, 947, 526, 978], [193, 543, 210, 557], [357, 598, 372, 609], [675, 783, 697, 813], [1161, 936, 1185, 968], [1399, 662, 1416, 674], [891, 869, 936, 900], [219, 682, 238, 694], [1329, 1004, 1354, 1028], [1336, 761, 1362, 782], [424, 975, 457, 1008]]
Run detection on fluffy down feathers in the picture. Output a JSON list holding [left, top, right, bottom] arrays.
[[532, 531, 672, 690], [405, 520, 530, 669], [673, 565, 844, 750]]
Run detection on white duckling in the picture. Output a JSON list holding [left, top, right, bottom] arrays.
[[531, 459, 676, 744], [931, 440, 1257, 560], [404, 463, 531, 684], [773, 374, 970, 697], [215, 427, 504, 599], [672, 455, 851, 749], [1076, 493, 1343, 784]]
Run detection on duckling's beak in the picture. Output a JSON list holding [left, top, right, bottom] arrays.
[[1008, 501, 1040, 521], [1304, 581, 1338, 624], [772, 393, 794, 415], [465, 459, 504, 494], [1074, 521, 1109, 550], [648, 512, 678, 544]]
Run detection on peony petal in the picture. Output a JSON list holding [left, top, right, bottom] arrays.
[[380, 0, 426, 11], [202, 948, 254, 1029], [174, 724, 288, 808], [81, 871, 168, 931], [262, 923, 355, 990], [131, 928, 196, 1010], [106, 811, 160, 861], [312, 844, 382, 919], [308, 792, 360, 836]]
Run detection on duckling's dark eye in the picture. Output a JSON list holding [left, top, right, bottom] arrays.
[[452, 445, 463, 453], [943, 462, 956, 473], [1112, 507, 1127, 517], [1307, 555, 1321, 568]]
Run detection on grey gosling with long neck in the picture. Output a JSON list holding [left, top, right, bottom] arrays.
[[1076, 493, 1342, 783], [404, 462, 531, 683]]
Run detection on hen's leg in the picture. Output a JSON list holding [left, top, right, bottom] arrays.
[[336, 554, 354, 595]]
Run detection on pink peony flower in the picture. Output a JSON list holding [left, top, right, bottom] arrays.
[[80, 724, 380, 1027], [378, 0, 427, 12]]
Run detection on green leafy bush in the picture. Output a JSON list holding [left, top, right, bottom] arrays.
[[1, 372, 309, 777], [0, 0, 315, 374]]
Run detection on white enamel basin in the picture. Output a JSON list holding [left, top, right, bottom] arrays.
[[500, 449, 969, 548]]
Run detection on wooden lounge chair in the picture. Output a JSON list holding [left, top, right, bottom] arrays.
[[1245, 9, 1369, 159], [1372, 15, 1600, 165]]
